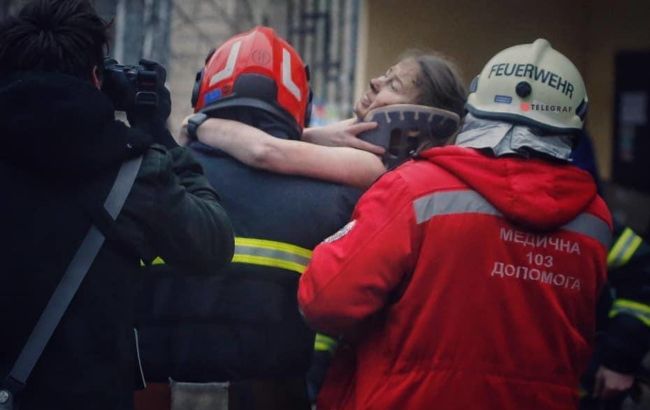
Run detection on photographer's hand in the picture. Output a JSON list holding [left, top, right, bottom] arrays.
[[127, 59, 177, 148]]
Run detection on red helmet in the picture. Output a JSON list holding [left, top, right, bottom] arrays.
[[191, 26, 312, 136]]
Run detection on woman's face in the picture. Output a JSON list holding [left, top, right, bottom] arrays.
[[353, 58, 422, 119]]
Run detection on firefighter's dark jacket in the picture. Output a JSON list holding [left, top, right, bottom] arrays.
[[0, 71, 234, 410], [599, 221, 650, 373], [136, 137, 361, 382], [571, 135, 650, 375]]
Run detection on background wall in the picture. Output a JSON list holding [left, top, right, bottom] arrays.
[[360, 0, 650, 181], [584, 0, 650, 179]]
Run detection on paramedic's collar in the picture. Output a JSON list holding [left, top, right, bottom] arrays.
[[455, 113, 573, 161]]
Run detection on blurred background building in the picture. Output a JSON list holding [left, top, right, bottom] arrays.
[[1, 0, 649, 238], [1, 0, 362, 128]]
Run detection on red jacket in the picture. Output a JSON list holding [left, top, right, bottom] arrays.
[[298, 146, 611, 410]]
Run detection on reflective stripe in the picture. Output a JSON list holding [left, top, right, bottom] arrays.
[[413, 190, 500, 224], [232, 237, 312, 275], [314, 333, 338, 354], [607, 228, 643, 268], [142, 238, 312, 273], [150, 256, 166, 265], [413, 189, 611, 248], [609, 298, 650, 327], [561, 213, 611, 250], [607, 228, 633, 266], [140, 256, 166, 266], [282, 48, 302, 101], [209, 40, 241, 86]]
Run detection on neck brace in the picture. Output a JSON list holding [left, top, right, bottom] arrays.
[[359, 104, 460, 169]]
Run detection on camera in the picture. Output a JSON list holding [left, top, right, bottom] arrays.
[[102, 58, 160, 111]]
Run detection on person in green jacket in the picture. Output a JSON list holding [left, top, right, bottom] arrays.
[[0, 1, 234, 409]]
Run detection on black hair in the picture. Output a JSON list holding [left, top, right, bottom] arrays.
[[400, 50, 467, 120], [0, 0, 109, 81]]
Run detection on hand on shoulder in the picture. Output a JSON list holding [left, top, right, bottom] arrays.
[[302, 118, 384, 155]]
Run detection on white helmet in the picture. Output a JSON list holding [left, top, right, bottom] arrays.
[[466, 39, 588, 134]]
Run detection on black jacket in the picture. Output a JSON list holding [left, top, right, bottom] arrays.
[[136, 140, 361, 382], [597, 222, 650, 373], [0, 71, 234, 410]]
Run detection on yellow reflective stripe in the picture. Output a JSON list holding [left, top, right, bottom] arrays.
[[608, 228, 640, 268], [609, 298, 650, 327], [314, 333, 338, 353], [231, 254, 307, 274], [151, 256, 166, 265], [139, 256, 166, 266], [235, 238, 312, 259], [620, 235, 643, 266], [232, 237, 313, 275], [607, 228, 632, 266]]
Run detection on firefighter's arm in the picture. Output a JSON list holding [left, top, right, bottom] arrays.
[[298, 171, 420, 337], [601, 300, 650, 374], [599, 225, 650, 374], [195, 117, 386, 189]]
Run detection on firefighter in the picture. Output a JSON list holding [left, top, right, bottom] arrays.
[[188, 51, 468, 402], [134, 27, 361, 410], [570, 134, 650, 408], [298, 39, 612, 410], [584, 223, 650, 408], [187, 50, 467, 190]]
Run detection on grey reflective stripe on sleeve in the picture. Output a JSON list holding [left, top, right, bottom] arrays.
[[413, 190, 501, 224], [413, 189, 611, 248], [561, 213, 611, 249]]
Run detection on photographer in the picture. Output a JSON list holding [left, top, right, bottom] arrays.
[[0, 1, 234, 410]]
